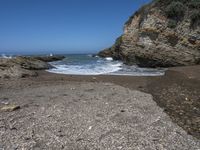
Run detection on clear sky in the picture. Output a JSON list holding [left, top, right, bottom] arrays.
[[0, 0, 151, 55]]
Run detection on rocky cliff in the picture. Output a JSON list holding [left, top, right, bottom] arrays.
[[99, 0, 200, 67]]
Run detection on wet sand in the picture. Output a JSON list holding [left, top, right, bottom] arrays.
[[0, 65, 200, 149]]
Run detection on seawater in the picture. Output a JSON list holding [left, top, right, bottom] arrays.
[[47, 54, 166, 76]]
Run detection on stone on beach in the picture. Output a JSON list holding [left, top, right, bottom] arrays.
[[1, 104, 20, 112]]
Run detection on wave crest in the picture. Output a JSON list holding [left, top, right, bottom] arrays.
[[0, 54, 13, 59]]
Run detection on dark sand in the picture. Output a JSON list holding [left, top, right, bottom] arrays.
[[0, 65, 200, 149]]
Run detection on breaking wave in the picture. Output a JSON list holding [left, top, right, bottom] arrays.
[[47, 55, 166, 76], [0, 54, 13, 59]]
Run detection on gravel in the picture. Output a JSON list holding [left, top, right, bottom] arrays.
[[0, 82, 199, 149]]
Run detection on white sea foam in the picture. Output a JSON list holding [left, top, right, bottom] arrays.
[[87, 54, 93, 57], [105, 57, 113, 61], [0, 54, 13, 59], [110, 65, 166, 76], [47, 55, 166, 76], [48, 61, 123, 75]]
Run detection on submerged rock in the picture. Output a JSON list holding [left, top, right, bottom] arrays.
[[98, 0, 200, 67]]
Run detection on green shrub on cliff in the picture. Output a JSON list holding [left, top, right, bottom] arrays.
[[165, 1, 186, 20], [157, 0, 188, 6], [189, 0, 200, 9], [168, 19, 177, 28], [190, 10, 200, 28]]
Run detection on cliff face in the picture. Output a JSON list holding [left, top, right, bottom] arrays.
[[98, 0, 200, 67]]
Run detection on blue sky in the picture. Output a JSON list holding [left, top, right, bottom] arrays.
[[0, 0, 151, 54]]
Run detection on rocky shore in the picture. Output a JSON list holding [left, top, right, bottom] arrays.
[[98, 0, 200, 67], [0, 55, 65, 78]]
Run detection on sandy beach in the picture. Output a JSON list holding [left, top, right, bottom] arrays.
[[0, 65, 200, 149]]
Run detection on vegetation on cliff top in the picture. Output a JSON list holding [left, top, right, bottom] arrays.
[[163, 0, 200, 28], [165, 1, 186, 20], [125, 0, 200, 28]]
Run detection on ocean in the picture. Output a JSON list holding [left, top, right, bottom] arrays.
[[0, 53, 166, 76], [47, 54, 166, 76]]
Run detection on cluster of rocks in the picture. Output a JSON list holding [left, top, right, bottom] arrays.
[[98, 0, 200, 67], [0, 56, 65, 79]]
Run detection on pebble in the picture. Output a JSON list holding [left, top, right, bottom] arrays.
[[92, 77, 97, 80], [88, 126, 92, 130], [1, 101, 9, 105]]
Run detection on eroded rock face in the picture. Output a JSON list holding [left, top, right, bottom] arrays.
[[99, 1, 200, 67]]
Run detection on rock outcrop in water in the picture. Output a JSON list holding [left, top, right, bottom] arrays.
[[33, 55, 65, 62], [9, 56, 53, 70], [0, 56, 65, 78], [98, 0, 200, 67]]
